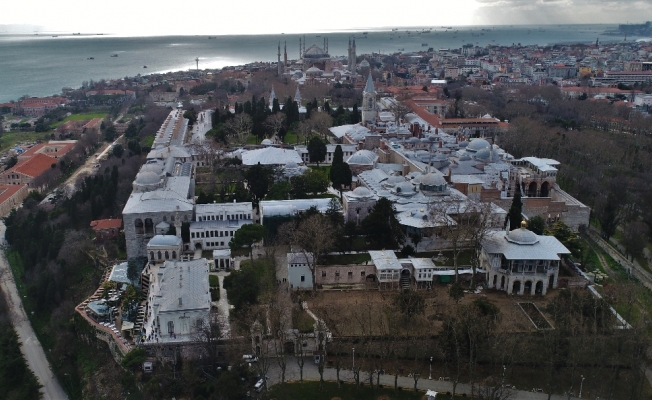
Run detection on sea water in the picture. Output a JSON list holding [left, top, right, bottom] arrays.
[[0, 24, 635, 103]]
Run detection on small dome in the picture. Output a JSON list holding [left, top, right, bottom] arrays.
[[135, 171, 160, 185], [261, 138, 273, 146], [352, 186, 372, 198], [459, 141, 469, 148], [420, 172, 447, 187], [306, 66, 323, 74], [475, 148, 491, 161], [506, 228, 539, 245], [347, 150, 377, 165], [428, 135, 438, 142], [407, 137, 420, 143], [466, 138, 491, 152], [359, 59, 370, 68], [285, 161, 298, 169], [385, 176, 406, 186], [420, 137, 431, 143], [395, 181, 415, 194]]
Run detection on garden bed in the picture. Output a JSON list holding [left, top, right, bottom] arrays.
[[517, 302, 553, 330]]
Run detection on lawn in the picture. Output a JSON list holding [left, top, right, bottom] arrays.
[[50, 112, 107, 128], [0, 131, 50, 150], [309, 165, 331, 176], [262, 381, 446, 400], [284, 132, 299, 145]]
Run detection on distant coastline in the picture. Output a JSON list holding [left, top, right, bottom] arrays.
[[0, 24, 644, 103]]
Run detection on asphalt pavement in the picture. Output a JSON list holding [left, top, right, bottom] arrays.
[[0, 221, 68, 399]]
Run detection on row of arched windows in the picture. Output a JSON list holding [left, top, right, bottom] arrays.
[[150, 250, 177, 261]]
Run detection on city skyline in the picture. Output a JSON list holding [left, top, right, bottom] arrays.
[[1, 0, 651, 36]]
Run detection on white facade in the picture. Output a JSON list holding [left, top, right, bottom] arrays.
[[369, 250, 401, 288], [287, 252, 314, 290], [189, 202, 253, 250], [481, 225, 570, 296]]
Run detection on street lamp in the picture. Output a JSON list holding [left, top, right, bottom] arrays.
[[579, 375, 585, 398], [352, 347, 355, 369], [429, 357, 433, 380]]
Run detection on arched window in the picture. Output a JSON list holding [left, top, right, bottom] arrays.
[[158, 251, 162, 260], [135, 219, 144, 234], [145, 218, 154, 234], [165, 251, 169, 259], [163, 215, 167, 222], [172, 251, 177, 259], [150, 251, 154, 260]]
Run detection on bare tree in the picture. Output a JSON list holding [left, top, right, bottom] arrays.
[[224, 113, 253, 147], [309, 112, 333, 140], [279, 214, 336, 290], [264, 113, 286, 142]]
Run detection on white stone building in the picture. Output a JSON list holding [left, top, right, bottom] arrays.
[[189, 203, 253, 250], [142, 258, 211, 343], [481, 222, 570, 295], [287, 252, 314, 290]]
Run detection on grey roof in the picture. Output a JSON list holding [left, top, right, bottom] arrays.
[[260, 198, 333, 218], [287, 252, 314, 265], [369, 250, 402, 271], [148, 235, 182, 247], [482, 230, 570, 260], [151, 259, 211, 313], [364, 74, 375, 93], [123, 176, 193, 214], [87, 300, 110, 316], [241, 147, 303, 166]]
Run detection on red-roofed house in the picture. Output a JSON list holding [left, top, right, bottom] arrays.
[[90, 219, 123, 240], [0, 184, 29, 217], [17, 141, 76, 162], [0, 153, 58, 188]]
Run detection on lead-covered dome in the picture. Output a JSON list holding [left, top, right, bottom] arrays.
[[420, 172, 447, 187], [351, 186, 373, 198], [347, 150, 377, 165], [135, 171, 160, 185], [506, 227, 539, 245], [466, 138, 491, 152]]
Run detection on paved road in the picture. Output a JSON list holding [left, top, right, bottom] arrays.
[[264, 356, 569, 400], [0, 222, 68, 400]]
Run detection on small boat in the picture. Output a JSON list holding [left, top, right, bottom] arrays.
[[422, 43, 428, 46], [208, 36, 216, 39], [87, 57, 94, 60], [143, 65, 148, 68], [362, 32, 368, 35], [52, 35, 58, 37], [111, 54, 118, 57]]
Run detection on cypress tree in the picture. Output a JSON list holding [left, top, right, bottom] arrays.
[[507, 190, 523, 230]]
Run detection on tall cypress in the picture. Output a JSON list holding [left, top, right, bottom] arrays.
[[507, 190, 523, 230]]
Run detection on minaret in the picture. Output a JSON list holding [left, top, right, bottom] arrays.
[[269, 86, 276, 108], [348, 37, 352, 71], [283, 42, 287, 72], [299, 37, 302, 58], [277, 42, 282, 76], [294, 86, 302, 106], [351, 38, 357, 74], [361, 74, 376, 125], [174, 212, 182, 239]]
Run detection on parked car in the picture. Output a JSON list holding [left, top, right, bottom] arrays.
[[243, 354, 258, 363], [254, 378, 265, 392]]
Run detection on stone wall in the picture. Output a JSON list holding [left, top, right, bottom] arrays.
[[124, 210, 193, 258], [316, 264, 371, 286]]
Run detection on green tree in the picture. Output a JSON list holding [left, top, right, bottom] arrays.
[[245, 163, 273, 204], [329, 145, 352, 195], [304, 169, 329, 194], [307, 137, 327, 166], [104, 125, 117, 141], [361, 197, 404, 249], [545, 220, 583, 257], [528, 215, 546, 235], [125, 122, 139, 138], [266, 181, 291, 200], [229, 223, 267, 262], [121, 348, 147, 371], [506, 190, 522, 230], [112, 144, 124, 158]]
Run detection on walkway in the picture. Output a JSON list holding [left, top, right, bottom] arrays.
[[214, 272, 232, 338], [0, 222, 68, 400], [266, 357, 567, 400]]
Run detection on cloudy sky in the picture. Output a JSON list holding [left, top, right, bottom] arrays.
[[1, 0, 651, 35]]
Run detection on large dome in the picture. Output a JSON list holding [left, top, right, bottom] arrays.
[[135, 171, 160, 185], [506, 228, 539, 245], [466, 138, 491, 152], [385, 175, 406, 186], [285, 161, 298, 169], [261, 138, 273, 146], [347, 150, 377, 165], [420, 172, 447, 187]]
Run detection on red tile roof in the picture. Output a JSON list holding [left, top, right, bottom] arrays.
[[90, 219, 123, 231], [0, 185, 27, 205], [10, 153, 57, 178]]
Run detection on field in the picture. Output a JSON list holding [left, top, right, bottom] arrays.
[[0, 131, 50, 150], [50, 112, 107, 128], [306, 286, 556, 337]]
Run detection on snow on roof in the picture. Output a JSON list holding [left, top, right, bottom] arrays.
[[369, 250, 402, 271], [240, 147, 303, 166]]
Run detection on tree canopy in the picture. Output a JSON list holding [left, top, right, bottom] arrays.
[[362, 197, 404, 249], [229, 223, 267, 261], [307, 137, 327, 166]]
